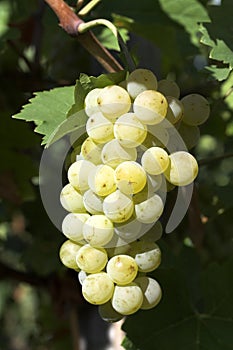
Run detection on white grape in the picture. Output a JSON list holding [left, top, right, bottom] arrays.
[[101, 139, 137, 168], [81, 137, 103, 165], [67, 160, 96, 192], [76, 244, 108, 273], [143, 124, 169, 148], [115, 161, 147, 195], [106, 254, 138, 285], [165, 96, 184, 125], [83, 189, 104, 214], [133, 90, 168, 125], [164, 151, 198, 186], [157, 79, 180, 99], [181, 93, 210, 126], [114, 217, 142, 242], [84, 88, 102, 117], [103, 190, 134, 223], [178, 122, 200, 149], [60, 183, 86, 213], [98, 301, 124, 322], [83, 214, 114, 247], [126, 68, 158, 99], [82, 272, 114, 305], [135, 194, 164, 224], [88, 164, 116, 196], [112, 283, 143, 315], [141, 147, 170, 175], [62, 213, 90, 242], [78, 270, 88, 285], [59, 240, 82, 271], [135, 276, 162, 310], [97, 85, 131, 120], [86, 111, 114, 143], [129, 241, 161, 272], [114, 113, 147, 148]]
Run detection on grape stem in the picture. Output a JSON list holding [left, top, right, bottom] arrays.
[[43, 0, 123, 72], [78, 0, 102, 16]]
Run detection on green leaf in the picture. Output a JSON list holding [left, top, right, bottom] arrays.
[[79, 70, 127, 92], [98, 27, 129, 51], [205, 66, 230, 81]]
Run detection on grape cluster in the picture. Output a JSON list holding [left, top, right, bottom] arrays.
[[59, 68, 210, 321]]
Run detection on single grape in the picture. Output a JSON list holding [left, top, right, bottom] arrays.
[[101, 139, 137, 168], [78, 270, 88, 285], [76, 244, 108, 273], [83, 189, 104, 214], [86, 111, 114, 143], [181, 93, 210, 126], [67, 160, 96, 192], [82, 272, 114, 305], [59, 240, 82, 271], [97, 85, 131, 120], [165, 96, 184, 125], [106, 242, 131, 258], [135, 194, 164, 224], [84, 88, 102, 117], [88, 164, 116, 196], [62, 213, 90, 242], [129, 241, 161, 272], [81, 137, 103, 165], [157, 79, 180, 99], [141, 147, 170, 175], [115, 161, 147, 195], [114, 216, 142, 242], [112, 283, 143, 315], [178, 122, 200, 149], [103, 190, 134, 223], [83, 214, 114, 247], [126, 68, 158, 99], [106, 254, 138, 285], [133, 90, 168, 125], [164, 151, 198, 186], [135, 276, 162, 310], [60, 183, 86, 213], [98, 301, 124, 323], [114, 113, 147, 148], [143, 124, 169, 148]]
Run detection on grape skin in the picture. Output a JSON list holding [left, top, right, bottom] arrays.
[[135, 194, 164, 224], [112, 283, 143, 315], [81, 137, 103, 165], [60, 183, 86, 213], [98, 301, 124, 323], [157, 79, 180, 99], [141, 147, 170, 175], [103, 190, 134, 223], [67, 160, 96, 192], [115, 161, 147, 195], [83, 214, 114, 247], [101, 139, 137, 168], [129, 241, 161, 272], [181, 93, 210, 126], [86, 111, 114, 144], [135, 276, 162, 310], [82, 272, 114, 305], [84, 88, 102, 117], [106, 254, 138, 285], [62, 213, 90, 242], [126, 68, 158, 99], [76, 244, 108, 273], [83, 189, 104, 214], [59, 240, 82, 271], [88, 164, 116, 197]]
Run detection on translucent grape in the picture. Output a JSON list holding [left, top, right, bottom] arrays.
[[97, 85, 131, 120], [84, 88, 102, 117], [86, 111, 114, 144], [83, 189, 104, 214], [141, 147, 170, 175], [178, 122, 200, 149], [114, 113, 147, 148], [135, 276, 162, 310], [83, 214, 114, 247], [129, 241, 161, 272], [143, 124, 169, 148], [181, 93, 210, 126], [88, 164, 116, 196], [157, 79, 180, 99], [112, 283, 143, 315], [67, 160, 95, 192], [82, 272, 114, 305], [135, 194, 164, 224], [103, 190, 134, 223], [76, 244, 108, 273], [165, 96, 184, 125], [106, 254, 138, 285], [59, 240, 82, 271], [98, 301, 124, 322], [115, 161, 147, 195], [81, 137, 103, 165], [114, 217, 142, 242], [126, 68, 158, 99], [62, 213, 90, 242], [133, 90, 168, 125], [101, 139, 137, 168], [164, 151, 198, 186], [60, 183, 86, 213]]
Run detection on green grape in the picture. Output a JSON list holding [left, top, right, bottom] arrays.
[[60, 183, 86, 213], [62, 213, 90, 242], [126, 68, 158, 99], [139, 221, 163, 242], [135, 194, 164, 224], [86, 111, 114, 144], [88, 164, 116, 196], [178, 122, 200, 149], [164, 151, 198, 186], [83, 214, 114, 247], [106, 254, 138, 285], [181, 93, 210, 126], [133, 90, 168, 125], [67, 160, 96, 192], [135, 276, 162, 310], [83, 189, 104, 214], [84, 88, 102, 117], [76, 244, 108, 273], [81, 137, 103, 165], [114, 113, 147, 148], [112, 283, 143, 315], [97, 85, 131, 120], [82, 272, 114, 305], [103, 190, 134, 223], [129, 241, 161, 272], [101, 139, 137, 168], [98, 301, 124, 323], [115, 161, 147, 195], [165, 96, 184, 125], [59, 240, 82, 271], [141, 147, 170, 175], [78, 270, 88, 285], [157, 79, 180, 99]]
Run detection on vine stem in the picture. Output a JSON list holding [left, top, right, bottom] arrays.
[[43, 0, 123, 72]]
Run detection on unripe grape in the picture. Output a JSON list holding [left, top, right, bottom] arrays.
[[76, 244, 108, 273], [135, 276, 162, 310], [107, 254, 138, 285], [59, 240, 82, 271], [83, 214, 114, 247], [115, 161, 147, 195], [86, 111, 114, 143], [83, 189, 104, 214], [101, 139, 137, 168], [88, 164, 116, 196], [60, 183, 86, 213], [62, 213, 90, 242], [68, 160, 95, 192], [135, 194, 164, 224], [181, 93, 210, 126], [81, 137, 103, 165], [84, 88, 102, 117], [126, 68, 158, 99], [103, 190, 134, 223], [141, 147, 170, 175], [82, 272, 114, 305], [112, 283, 143, 315], [157, 79, 180, 99], [129, 241, 161, 272]]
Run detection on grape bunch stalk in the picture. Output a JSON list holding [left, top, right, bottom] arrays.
[[58, 68, 210, 322]]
